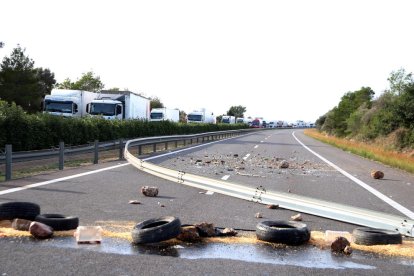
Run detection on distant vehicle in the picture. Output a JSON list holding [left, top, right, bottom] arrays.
[[88, 91, 150, 120], [187, 109, 216, 123], [250, 119, 263, 128], [43, 89, 97, 117], [268, 121, 276, 128], [296, 120, 306, 128], [236, 118, 245, 124], [150, 108, 179, 122], [221, 116, 236, 124], [262, 120, 267, 128]]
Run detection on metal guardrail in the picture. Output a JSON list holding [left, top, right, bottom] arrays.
[[124, 133, 414, 237], [0, 128, 259, 181]]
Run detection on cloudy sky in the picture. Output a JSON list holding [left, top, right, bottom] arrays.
[[1, 0, 413, 122]]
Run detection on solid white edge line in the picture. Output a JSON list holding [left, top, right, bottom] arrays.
[[0, 133, 253, 196], [292, 131, 414, 219]]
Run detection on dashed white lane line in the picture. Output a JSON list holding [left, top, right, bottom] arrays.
[[260, 141, 264, 143], [292, 131, 414, 219], [205, 191, 215, 195], [243, 153, 251, 160], [221, 175, 230, 181], [254, 145, 259, 149]]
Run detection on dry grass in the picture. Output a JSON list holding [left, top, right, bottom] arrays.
[[304, 129, 414, 174]]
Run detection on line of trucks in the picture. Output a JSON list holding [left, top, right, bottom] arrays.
[[43, 89, 220, 123]]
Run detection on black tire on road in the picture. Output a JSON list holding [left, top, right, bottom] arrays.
[[131, 216, 181, 244], [352, 227, 402, 245], [35, 214, 79, 231], [256, 220, 310, 245], [0, 202, 40, 221]]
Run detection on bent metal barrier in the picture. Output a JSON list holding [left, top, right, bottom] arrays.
[[124, 132, 414, 238]]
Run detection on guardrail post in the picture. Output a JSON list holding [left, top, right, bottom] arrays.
[[59, 141, 64, 170], [119, 139, 124, 160], [94, 140, 99, 164], [153, 143, 157, 153], [138, 145, 142, 156], [183, 139, 186, 146], [5, 144, 12, 181], [165, 142, 168, 150], [175, 141, 178, 148]]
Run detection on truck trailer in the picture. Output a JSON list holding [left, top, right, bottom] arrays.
[[150, 108, 180, 122], [87, 91, 150, 120], [187, 109, 216, 124], [221, 115, 236, 124], [43, 89, 97, 117]]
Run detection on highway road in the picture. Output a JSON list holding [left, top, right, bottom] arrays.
[[0, 129, 413, 275]]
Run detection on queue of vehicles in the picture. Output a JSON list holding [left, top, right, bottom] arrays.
[[43, 90, 314, 127]]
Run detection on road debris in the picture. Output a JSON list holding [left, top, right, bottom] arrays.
[[0, 220, 12, 228], [371, 170, 384, 179], [29, 221, 53, 239], [128, 200, 141, 205], [195, 222, 216, 237], [216, 227, 238, 237], [331, 236, 351, 254], [267, 204, 279, 209], [255, 212, 263, 218], [141, 186, 159, 197], [74, 226, 103, 244], [12, 219, 32, 231], [291, 213, 302, 221], [279, 160, 289, 169], [177, 226, 201, 242]]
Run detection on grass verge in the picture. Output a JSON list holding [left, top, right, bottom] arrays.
[[304, 129, 414, 174]]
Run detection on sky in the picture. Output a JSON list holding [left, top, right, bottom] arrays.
[[1, 0, 414, 122]]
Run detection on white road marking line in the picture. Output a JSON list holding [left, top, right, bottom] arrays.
[[260, 141, 264, 143], [0, 133, 254, 196], [254, 145, 259, 149], [221, 175, 230, 181], [0, 163, 130, 196], [205, 191, 214, 195], [292, 131, 414, 219], [243, 153, 251, 160]]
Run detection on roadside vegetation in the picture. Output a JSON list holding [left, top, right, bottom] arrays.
[[310, 68, 414, 173]]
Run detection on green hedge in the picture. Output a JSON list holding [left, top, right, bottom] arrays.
[[0, 101, 248, 151]]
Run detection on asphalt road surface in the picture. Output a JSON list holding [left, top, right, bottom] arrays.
[[0, 129, 413, 275]]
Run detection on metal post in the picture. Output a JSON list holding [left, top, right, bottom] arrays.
[[5, 144, 12, 181], [165, 142, 168, 150], [94, 140, 99, 164], [175, 141, 178, 148], [138, 145, 142, 156], [183, 140, 186, 146], [119, 139, 124, 160], [153, 143, 157, 153], [59, 141, 64, 170]]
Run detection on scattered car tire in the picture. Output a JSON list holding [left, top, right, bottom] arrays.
[[256, 220, 310, 245], [0, 202, 40, 221], [352, 227, 402, 245], [131, 216, 181, 244], [35, 214, 79, 231]]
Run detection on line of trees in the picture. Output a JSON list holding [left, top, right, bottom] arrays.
[[316, 68, 414, 150]]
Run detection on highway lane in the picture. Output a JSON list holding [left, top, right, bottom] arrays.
[[0, 129, 413, 275]]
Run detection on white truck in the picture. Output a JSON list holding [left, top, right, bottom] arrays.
[[150, 108, 180, 122], [43, 89, 97, 117], [88, 91, 150, 120], [187, 109, 216, 124], [221, 115, 236, 124]]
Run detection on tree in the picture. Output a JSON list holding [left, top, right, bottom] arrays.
[[0, 45, 56, 113], [150, 96, 164, 109], [227, 105, 246, 118], [56, 71, 104, 92], [216, 115, 223, 123], [179, 110, 187, 123], [387, 68, 414, 95]]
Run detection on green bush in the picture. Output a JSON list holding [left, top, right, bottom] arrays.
[[0, 101, 248, 151]]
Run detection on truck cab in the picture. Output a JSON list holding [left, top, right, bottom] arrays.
[[44, 95, 80, 116], [88, 98, 123, 120]]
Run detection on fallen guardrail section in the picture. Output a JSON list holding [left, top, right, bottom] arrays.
[[125, 135, 414, 238]]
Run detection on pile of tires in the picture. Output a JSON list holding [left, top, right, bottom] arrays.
[[256, 220, 310, 245], [131, 216, 181, 244]]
